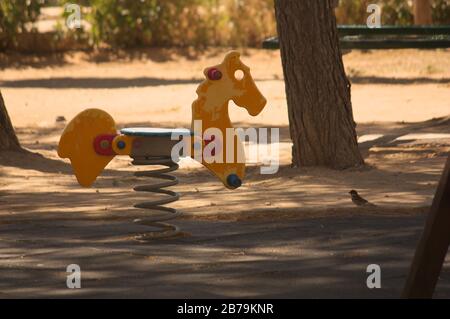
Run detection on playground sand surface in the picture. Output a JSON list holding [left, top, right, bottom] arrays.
[[0, 48, 450, 298]]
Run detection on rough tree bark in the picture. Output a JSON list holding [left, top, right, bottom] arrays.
[[414, 0, 432, 25], [0, 90, 21, 151], [274, 0, 363, 169]]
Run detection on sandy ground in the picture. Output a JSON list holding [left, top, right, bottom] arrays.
[[0, 48, 450, 298]]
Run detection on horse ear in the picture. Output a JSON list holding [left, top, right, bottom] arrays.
[[223, 51, 241, 70]]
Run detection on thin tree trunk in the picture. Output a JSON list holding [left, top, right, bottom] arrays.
[[275, 0, 363, 169], [0, 90, 21, 151], [414, 0, 433, 25]]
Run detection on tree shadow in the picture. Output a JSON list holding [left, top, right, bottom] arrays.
[[0, 75, 278, 89], [84, 47, 219, 63], [357, 116, 450, 153], [0, 149, 130, 178], [349, 75, 450, 85], [0, 150, 72, 174], [0, 52, 68, 70], [0, 77, 203, 89], [0, 47, 228, 71]]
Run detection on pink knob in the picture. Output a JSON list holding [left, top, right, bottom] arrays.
[[207, 68, 222, 80]]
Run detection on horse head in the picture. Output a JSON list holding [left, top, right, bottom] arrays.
[[191, 51, 267, 188], [194, 51, 267, 121]]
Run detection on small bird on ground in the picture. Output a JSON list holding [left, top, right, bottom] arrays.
[[349, 190, 376, 207], [55, 116, 66, 123]]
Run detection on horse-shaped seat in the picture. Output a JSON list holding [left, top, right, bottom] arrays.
[[58, 51, 267, 189]]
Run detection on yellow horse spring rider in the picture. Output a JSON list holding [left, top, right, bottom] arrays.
[[58, 51, 267, 239]]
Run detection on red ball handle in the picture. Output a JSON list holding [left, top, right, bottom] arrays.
[[207, 68, 222, 80]]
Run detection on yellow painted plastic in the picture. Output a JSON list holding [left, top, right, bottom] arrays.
[[191, 51, 267, 188], [58, 108, 117, 187], [112, 135, 134, 156], [58, 51, 266, 190]]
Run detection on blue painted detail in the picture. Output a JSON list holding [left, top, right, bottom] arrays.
[[117, 140, 126, 149], [226, 174, 242, 189]]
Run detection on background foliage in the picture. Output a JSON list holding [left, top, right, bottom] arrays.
[[85, 0, 276, 47], [0, 0, 44, 49], [0, 0, 449, 50]]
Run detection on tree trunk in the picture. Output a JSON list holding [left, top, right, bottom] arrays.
[[274, 0, 363, 169], [0, 91, 21, 151], [414, 0, 432, 25]]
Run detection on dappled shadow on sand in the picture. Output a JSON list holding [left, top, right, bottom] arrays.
[[1, 207, 450, 298], [1, 116, 449, 297], [0, 150, 448, 297]]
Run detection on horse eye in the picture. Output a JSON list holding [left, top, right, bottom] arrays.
[[207, 68, 222, 81]]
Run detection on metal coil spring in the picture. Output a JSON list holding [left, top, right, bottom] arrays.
[[131, 156, 182, 240]]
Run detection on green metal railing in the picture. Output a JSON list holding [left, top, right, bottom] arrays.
[[263, 25, 450, 50]]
